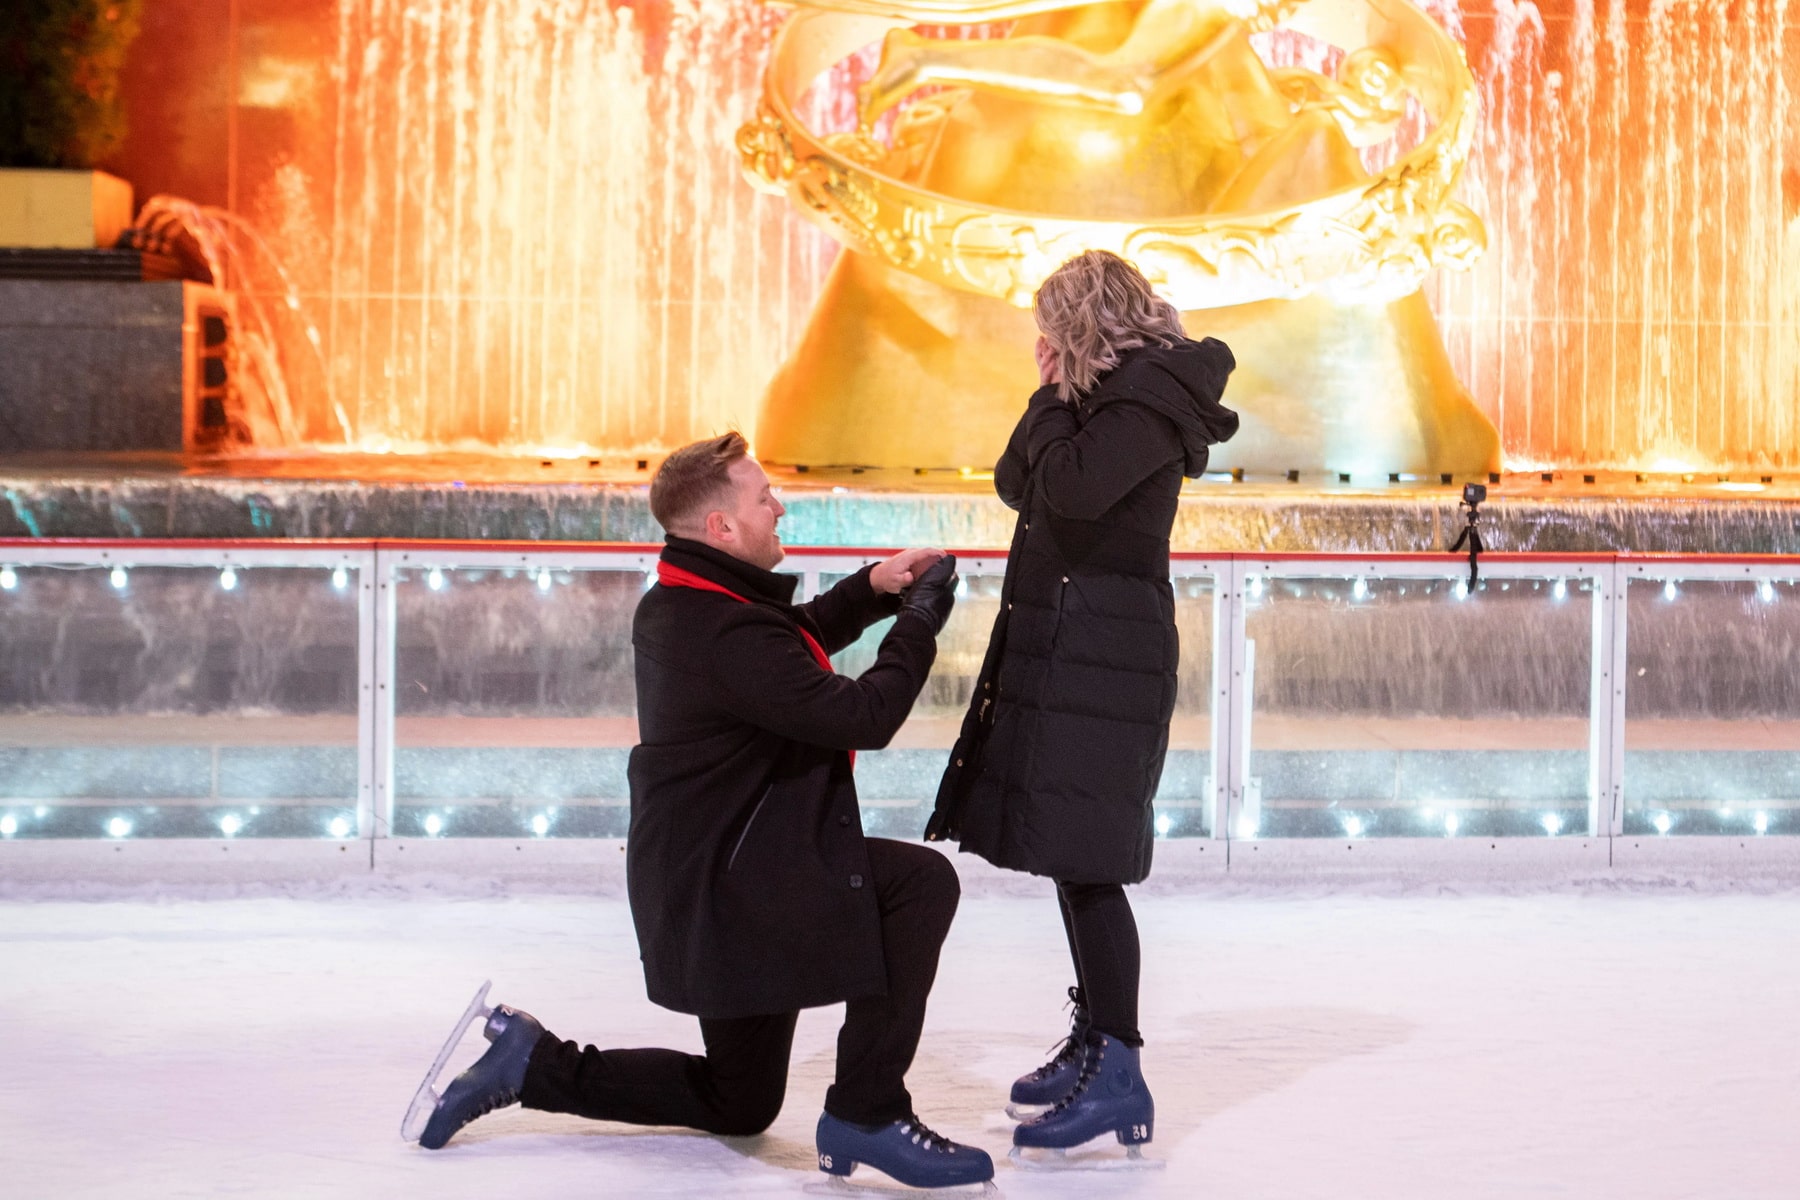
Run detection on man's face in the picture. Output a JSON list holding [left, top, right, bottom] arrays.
[[718, 456, 786, 570]]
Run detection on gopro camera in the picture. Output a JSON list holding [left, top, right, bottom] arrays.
[[1462, 482, 1487, 506]]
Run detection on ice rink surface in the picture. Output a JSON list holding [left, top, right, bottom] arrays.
[[4, 878, 1798, 1199]]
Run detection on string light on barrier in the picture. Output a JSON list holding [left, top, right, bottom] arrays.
[[1652, 812, 1673, 835], [1443, 812, 1460, 836], [1662, 580, 1678, 602], [110, 566, 128, 590], [332, 566, 350, 591], [0, 815, 16, 837], [531, 814, 551, 837], [1753, 812, 1769, 834], [1540, 812, 1563, 836], [107, 816, 133, 838], [427, 568, 446, 592], [219, 567, 238, 592], [1552, 578, 1567, 601], [328, 816, 353, 839], [423, 813, 444, 836], [1759, 580, 1775, 603], [0, 566, 16, 590], [1342, 815, 1365, 838], [218, 813, 243, 837]]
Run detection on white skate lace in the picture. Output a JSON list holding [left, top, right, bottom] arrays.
[[898, 1116, 960, 1153]]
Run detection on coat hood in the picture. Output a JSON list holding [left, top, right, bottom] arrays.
[[1094, 337, 1239, 476]]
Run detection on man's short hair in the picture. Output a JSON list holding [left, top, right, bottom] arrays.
[[649, 432, 749, 532]]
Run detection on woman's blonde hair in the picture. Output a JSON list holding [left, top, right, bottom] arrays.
[[1034, 251, 1186, 402]]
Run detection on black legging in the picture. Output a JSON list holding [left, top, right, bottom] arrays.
[[1056, 880, 1142, 1047]]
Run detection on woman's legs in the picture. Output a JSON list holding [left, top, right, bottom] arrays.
[[1053, 880, 1142, 1048]]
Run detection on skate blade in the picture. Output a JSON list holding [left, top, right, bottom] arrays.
[[803, 1176, 999, 1198], [1008, 1143, 1164, 1172], [399, 979, 493, 1142], [1002, 1102, 1050, 1122]]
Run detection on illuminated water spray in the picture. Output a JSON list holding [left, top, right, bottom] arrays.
[[258, 0, 1793, 468]]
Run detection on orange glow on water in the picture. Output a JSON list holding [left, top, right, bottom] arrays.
[[110, 0, 1799, 469]]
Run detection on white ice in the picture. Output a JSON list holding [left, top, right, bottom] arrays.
[[3, 877, 1797, 1199]]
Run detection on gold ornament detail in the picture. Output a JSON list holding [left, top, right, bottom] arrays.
[[738, 0, 1487, 311]]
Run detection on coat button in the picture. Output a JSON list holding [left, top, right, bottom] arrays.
[[955, 758, 964, 767], [849, 874, 864, 889], [1062, 575, 1070, 584], [838, 814, 851, 827], [983, 681, 990, 690], [1006, 602, 1013, 611]]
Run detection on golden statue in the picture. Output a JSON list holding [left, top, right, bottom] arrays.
[[738, 0, 1501, 476]]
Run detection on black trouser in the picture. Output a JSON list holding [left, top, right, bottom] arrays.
[[519, 838, 960, 1133], [1056, 880, 1143, 1048]]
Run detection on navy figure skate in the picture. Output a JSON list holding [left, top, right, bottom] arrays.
[[1011, 1032, 1160, 1170], [1006, 985, 1089, 1119], [401, 980, 544, 1149], [813, 1111, 996, 1194]]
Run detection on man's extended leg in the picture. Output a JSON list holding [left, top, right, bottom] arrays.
[[519, 1012, 799, 1136], [825, 838, 960, 1124]]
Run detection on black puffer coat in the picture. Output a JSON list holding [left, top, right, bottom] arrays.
[[926, 338, 1238, 884]]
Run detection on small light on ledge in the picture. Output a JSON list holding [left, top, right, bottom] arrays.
[[537, 568, 553, 592], [531, 814, 551, 837], [1235, 815, 1258, 839], [1342, 815, 1364, 838], [1652, 812, 1673, 835], [0, 566, 16, 590], [427, 567, 446, 592], [1662, 580, 1678, 602], [332, 565, 350, 591], [110, 566, 128, 590], [218, 813, 243, 837], [1443, 812, 1460, 836], [423, 813, 445, 837], [1553, 578, 1567, 601], [1758, 580, 1775, 604], [107, 816, 133, 838], [328, 816, 353, 840], [1540, 812, 1564, 836], [0, 815, 16, 838], [1753, 811, 1769, 835], [1154, 811, 1173, 838], [1352, 576, 1369, 601], [219, 567, 239, 592]]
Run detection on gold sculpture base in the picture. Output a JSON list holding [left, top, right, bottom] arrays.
[[758, 250, 1500, 477]]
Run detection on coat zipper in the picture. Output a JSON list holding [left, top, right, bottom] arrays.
[[726, 784, 774, 873]]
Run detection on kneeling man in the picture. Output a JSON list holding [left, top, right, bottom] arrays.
[[410, 433, 991, 1190]]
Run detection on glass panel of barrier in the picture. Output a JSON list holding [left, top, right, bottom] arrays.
[[1623, 575, 1800, 836], [1241, 573, 1598, 838], [822, 569, 1216, 839], [0, 563, 361, 839], [390, 565, 643, 837]]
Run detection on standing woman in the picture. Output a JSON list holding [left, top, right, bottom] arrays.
[[927, 250, 1237, 1155]]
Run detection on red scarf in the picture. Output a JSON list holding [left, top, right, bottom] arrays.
[[656, 561, 851, 766]]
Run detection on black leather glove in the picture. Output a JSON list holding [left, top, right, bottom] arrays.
[[898, 553, 958, 636]]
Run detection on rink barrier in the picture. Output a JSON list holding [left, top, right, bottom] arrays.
[[2, 539, 1799, 873]]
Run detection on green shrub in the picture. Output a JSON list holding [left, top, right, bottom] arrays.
[[0, 0, 145, 169]]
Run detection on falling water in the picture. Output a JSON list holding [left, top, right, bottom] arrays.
[[259, 0, 1796, 468], [1430, 0, 1798, 470]]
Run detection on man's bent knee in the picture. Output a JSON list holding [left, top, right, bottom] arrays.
[[706, 1086, 786, 1136]]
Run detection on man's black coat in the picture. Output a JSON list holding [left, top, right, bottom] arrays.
[[626, 537, 938, 1018], [928, 337, 1238, 884]]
